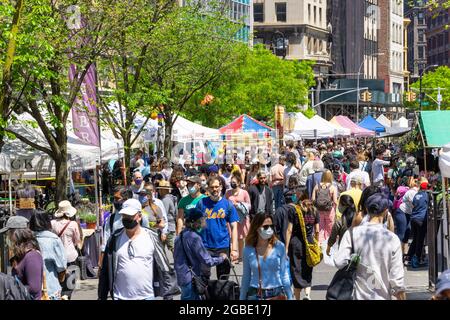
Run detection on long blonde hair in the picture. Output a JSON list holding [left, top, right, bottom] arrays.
[[321, 170, 333, 184]]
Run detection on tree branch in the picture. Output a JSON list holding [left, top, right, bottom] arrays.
[[5, 128, 52, 155]]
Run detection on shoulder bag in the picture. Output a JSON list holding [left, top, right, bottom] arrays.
[[255, 247, 287, 300], [326, 228, 358, 300], [295, 205, 322, 267]]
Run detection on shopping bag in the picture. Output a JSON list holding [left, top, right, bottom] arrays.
[[322, 241, 338, 268]]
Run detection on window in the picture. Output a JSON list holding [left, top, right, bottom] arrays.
[[418, 46, 424, 59], [308, 4, 311, 23], [253, 3, 264, 22], [275, 3, 286, 22], [319, 8, 322, 25], [314, 5, 316, 24], [418, 29, 424, 42]]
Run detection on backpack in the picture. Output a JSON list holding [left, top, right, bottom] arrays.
[[315, 184, 333, 211], [335, 174, 346, 195], [0, 272, 33, 300]]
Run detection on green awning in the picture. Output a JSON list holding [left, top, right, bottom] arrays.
[[419, 111, 450, 147]]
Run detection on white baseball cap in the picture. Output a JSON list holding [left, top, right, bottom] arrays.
[[119, 199, 142, 216]]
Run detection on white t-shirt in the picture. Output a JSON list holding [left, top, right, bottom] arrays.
[[113, 230, 155, 300], [334, 224, 405, 300]]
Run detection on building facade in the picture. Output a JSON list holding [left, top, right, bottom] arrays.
[[378, 0, 405, 98], [405, 0, 428, 80], [179, 0, 253, 43], [252, 0, 332, 76], [427, 3, 450, 67]]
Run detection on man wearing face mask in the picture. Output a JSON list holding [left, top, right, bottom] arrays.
[[176, 176, 206, 235], [248, 171, 274, 220], [99, 199, 155, 300], [99, 187, 150, 272], [131, 171, 145, 196], [195, 176, 240, 280]]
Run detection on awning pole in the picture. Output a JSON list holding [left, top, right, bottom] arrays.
[[8, 174, 12, 214]]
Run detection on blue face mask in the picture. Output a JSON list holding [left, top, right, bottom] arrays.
[[138, 195, 148, 205], [291, 194, 298, 203], [188, 186, 197, 195]]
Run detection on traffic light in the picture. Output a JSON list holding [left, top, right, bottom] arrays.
[[405, 91, 417, 102], [360, 90, 372, 102]]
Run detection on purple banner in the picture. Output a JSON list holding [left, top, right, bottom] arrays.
[[70, 64, 100, 147]]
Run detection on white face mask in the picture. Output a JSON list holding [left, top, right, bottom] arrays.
[[258, 227, 274, 240]]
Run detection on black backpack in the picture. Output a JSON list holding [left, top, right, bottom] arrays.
[[0, 272, 33, 300]]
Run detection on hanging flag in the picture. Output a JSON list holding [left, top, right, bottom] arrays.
[[70, 64, 100, 147]]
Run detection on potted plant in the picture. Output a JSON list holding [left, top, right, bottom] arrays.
[[84, 213, 97, 229], [79, 211, 97, 229]]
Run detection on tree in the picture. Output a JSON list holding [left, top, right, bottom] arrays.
[[410, 66, 450, 110], [97, 0, 178, 172], [182, 44, 315, 128], [1, 0, 129, 202], [137, 1, 243, 158]]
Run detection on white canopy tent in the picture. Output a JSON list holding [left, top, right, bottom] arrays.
[[3, 112, 124, 175], [376, 114, 392, 128], [391, 116, 409, 128], [284, 113, 343, 140], [440, 143, 450, 178], [172, 115, 219, 142], [311, 115, 351, 137]]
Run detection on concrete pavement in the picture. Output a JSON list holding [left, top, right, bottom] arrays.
[[72, 258, 432, 300]]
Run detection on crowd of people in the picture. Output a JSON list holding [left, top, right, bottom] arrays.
[[1, 137, 450, 301]]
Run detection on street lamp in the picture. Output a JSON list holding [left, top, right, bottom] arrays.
[[356, 52, 384, 123], [419, 64, 438, 111], [272, 31, 286, 59]]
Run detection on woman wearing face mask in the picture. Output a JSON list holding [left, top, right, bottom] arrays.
[[240, 213, 293, 300], [285, 190, 319, 300], [174, 208, 228, 300], [226, 173, 251, 263], [139, 188, 165, 231], [245, 163, 260, 188], [326, 195, 356, 256]]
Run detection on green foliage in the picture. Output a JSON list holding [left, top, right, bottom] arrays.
[[302, 108, 316, 119], [182, 44, 315, 128], [411, 66, 450, 110], [400, 129, 421, 153]]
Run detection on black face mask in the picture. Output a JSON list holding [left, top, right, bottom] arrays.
[[230, 182, 238, 189], [122, 217, 138, 229], [113, 201, 123, 212]]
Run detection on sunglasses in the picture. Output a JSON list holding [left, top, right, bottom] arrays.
[[261, 224, 273, 230]]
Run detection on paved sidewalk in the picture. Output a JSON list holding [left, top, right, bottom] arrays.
[[72, 260, 432, 300]]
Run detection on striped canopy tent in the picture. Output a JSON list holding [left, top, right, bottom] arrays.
[[330, 116, 375, 137], [219, 114, 273, 134]]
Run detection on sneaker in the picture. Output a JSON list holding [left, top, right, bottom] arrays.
[[303, 296, 311, 300], [411, 256, 419, 268]]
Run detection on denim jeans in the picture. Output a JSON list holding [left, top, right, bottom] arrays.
[[246, 286, 285, 300], [394, 208, 408, 242], [272, 185, 285, 210], [181, 282, 200, 300]]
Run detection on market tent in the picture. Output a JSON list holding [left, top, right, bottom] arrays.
[[311, 115, 351, 136], [376, 114, 392, 128], [284, 113, 343, 139], [4, 112, 124, 173], [219, 114, 272, 134], [358, 115, 386, 133], [172, 114, 219, 141], [330, 116, 375, 137], [392, 116, 409, 128], [0, 154, 11, 174], [419, 111, 450, 147], [440, 143, 450, 178]]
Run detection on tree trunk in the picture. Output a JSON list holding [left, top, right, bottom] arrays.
[[163, 115, 173, 159], [123, 133, 132, 186], [54, 145, 68, 204]]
